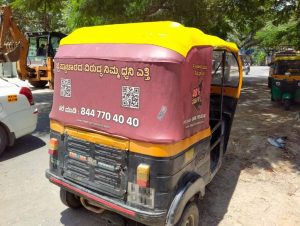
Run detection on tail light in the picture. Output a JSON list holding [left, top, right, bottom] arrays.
[[137, 163, 150, 187], [19, 87, 34, 105], [127, 163, 154, 209], [48, 138, 59, 156]]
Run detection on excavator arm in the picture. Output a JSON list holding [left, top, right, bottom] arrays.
[[0, 5, 29, 80]]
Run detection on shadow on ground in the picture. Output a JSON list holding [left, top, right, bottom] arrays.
[[60, 207, 142, 226], [0, 135, 46, 161], [60, 208, 102, 226]]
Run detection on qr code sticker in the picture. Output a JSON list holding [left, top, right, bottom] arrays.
[[122, 86, 140, 109], [60, 78, 72, 97]]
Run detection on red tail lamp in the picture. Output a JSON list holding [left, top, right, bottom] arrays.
[[137, 164, 150, 187], [48, 138, 59, 156], [19, 87, 34, 105]]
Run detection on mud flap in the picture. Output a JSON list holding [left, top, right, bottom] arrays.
[[165, 177, 205, 226]]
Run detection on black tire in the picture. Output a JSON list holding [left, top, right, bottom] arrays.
[[29, 80, 48, 88], [176, 202, 199, 226], [60, 188, 82, 209], [283, 99, 291, 111], [268, 77, 272, 88], [0, 126, 8, 156]]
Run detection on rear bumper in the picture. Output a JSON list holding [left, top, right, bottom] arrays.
[[46, 170, 166, 226]]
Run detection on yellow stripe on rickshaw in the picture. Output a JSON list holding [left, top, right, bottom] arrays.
[[50, 120, 211, 158], [272, 75, 300, 81], [129, 127, 211, 157]]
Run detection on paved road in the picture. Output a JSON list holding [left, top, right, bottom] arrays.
[[244, 65, 269, 78], [0, 66, 272, 226]]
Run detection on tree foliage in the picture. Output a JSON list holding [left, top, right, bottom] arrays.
[[63, 0, 258, 41], [0, 0, 298, 49], [255, 19, 298, 49], [64, 0, 230, 37], [0, 0, 66, 32], [63, 0, 300, 49], [254, 0, 300, 49]]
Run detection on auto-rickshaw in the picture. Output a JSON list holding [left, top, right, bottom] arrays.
[[269, 51, 300, 110], [46, 21, 243, 226]]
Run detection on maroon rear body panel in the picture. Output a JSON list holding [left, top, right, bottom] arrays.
[[50, 44, 212, 143]]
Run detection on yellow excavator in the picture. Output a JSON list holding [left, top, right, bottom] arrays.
[[0, 5, 65, 88]]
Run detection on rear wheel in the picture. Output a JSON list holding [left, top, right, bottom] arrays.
[[176, 202, 199, 226], [29, 80, 48, 88], [0, 126, 8, 156], [60, 188, 82, 209], [283, 99, 291, 110]]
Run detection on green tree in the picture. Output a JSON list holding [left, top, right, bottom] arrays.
[[2, 0, 299, 50], [63, 0, 299, 49], [254, 0, 300, 49], [5, 0, 67, 32], [64, 0, 235, 37], [253, 49, 267, 65], [255, 19, 298, 49]]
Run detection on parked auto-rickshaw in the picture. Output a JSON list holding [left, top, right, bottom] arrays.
[[46, 21, 243, 226], [269, 51, 300, 110]]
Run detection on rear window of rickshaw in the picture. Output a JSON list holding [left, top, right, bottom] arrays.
[[212, 51, 240, 87], [274, 60, 300, 75]]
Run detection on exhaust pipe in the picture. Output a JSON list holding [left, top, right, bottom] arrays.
[[80, 197, 105, 214], [80, 197, 126, 226]]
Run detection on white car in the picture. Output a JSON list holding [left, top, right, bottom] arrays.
[[0, 78, 38, 155]]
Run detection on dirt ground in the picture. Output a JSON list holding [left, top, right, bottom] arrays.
[[199, 67, 300, 226]]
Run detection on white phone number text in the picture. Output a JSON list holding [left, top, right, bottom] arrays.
[[80, 107, 139, 128]]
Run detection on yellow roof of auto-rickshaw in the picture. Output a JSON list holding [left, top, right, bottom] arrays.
[[60, 21, 239, 57], [273, 50, 300, 61], [274, 55, 300, 61]]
